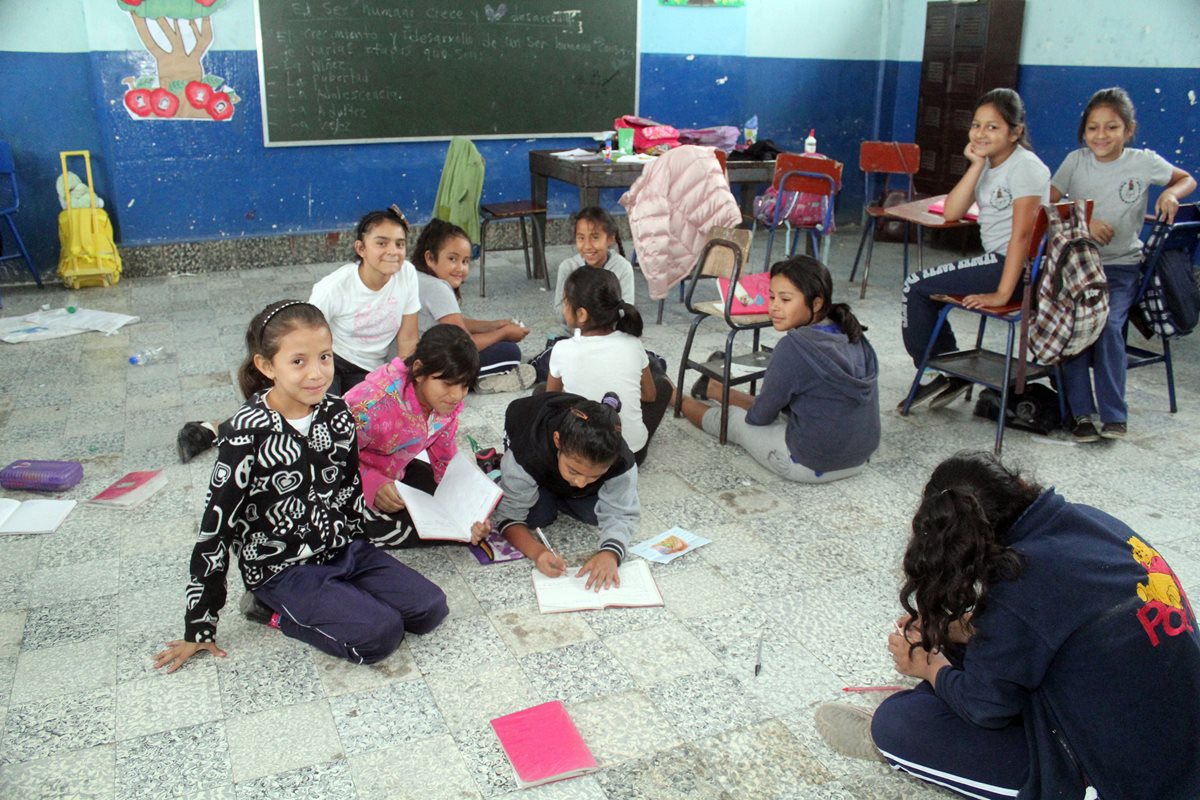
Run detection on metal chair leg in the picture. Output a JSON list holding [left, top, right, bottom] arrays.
[[519, 217, 532, 280], [849, 217, 872, 282], [478, 217, 491, 297], [858, 221, 877, 299]]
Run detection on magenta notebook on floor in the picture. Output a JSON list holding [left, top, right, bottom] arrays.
[[490, 700, 598, 788]]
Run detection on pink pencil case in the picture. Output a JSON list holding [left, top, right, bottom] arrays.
[[0, 460, 84, 492]]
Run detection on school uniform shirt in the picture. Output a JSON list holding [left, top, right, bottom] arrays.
[[415, 271, 462, 334], [745, 323, 880, 473], [975, 145, 1051, 255], [184, 392, 366, 643], [934, 489, 1200, 799], [552, 252, 636, 325], [495, 392, 639, 563], [1052, 147, 1175, 263], [309, 261, 421, 372], [549, 331, 650, 452], [343, 356, 461, 511]]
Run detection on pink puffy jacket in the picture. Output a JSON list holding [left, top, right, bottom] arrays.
[[619, 146, 743, 300]]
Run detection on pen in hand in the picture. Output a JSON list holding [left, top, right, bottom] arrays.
[[533, 527, 565, 574]]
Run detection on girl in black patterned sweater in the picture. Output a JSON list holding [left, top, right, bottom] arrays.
[[155, 301, 447, 673]]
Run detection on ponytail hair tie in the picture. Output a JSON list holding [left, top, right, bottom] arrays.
[[601, 392, 622, 412], [617, 307, 625, 319]]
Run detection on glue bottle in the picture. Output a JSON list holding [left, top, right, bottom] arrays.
[[805, 129, 817, 154], [129, 346, 164, 366], [604, 135, 613, 163]]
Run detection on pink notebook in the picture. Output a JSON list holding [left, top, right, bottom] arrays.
[[716, 271, 771, 315], [490, 701, 598, 788], [89, 470, 167, 509], [927, 198, 980, 221]]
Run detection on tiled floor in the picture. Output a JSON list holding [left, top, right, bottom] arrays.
[[1, 230, 1198, 799]]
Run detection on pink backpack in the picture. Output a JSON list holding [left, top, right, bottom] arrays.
[[613, 115, 680, 153], [753, 153, 836, 231]]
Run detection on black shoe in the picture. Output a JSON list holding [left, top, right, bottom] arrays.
[[690, 374, 710, 401], [928, 377, 972, 410], [475, 447, 502, 477], [177, 421, 217, 464], [1100, 421, 1127, 440], [1071, 416, 1101, 443], [239, 591, 275, 626], [897, 375, 950, 412]]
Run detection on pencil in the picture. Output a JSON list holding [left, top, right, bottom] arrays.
[[753, 632, 763, 676]]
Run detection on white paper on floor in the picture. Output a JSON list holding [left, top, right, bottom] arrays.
[[0, 307, 139, 343]]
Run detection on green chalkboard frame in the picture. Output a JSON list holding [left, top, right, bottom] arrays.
[[253, 0, 640, 146]]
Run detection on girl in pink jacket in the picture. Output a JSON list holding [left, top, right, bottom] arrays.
[[344, 324, 486, 547]]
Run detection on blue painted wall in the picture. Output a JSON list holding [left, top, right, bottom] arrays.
[[2, 0, 1198, 274]]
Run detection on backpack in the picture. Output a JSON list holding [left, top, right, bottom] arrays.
[[1140, 248, 1200, 337], [752, 152, 836, 232], [613, 115, 680, 154], [1028, 201, 1108, 364], [972, 383, 1062, 436]]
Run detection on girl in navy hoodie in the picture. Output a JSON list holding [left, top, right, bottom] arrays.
[[818, 452, 1200, 799], [675, 255, 880, 482]]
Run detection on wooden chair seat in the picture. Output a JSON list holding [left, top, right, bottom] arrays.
[[481, 200, 546, 218], [931, 293, 1022, 316], [478, 199, 548, 296]]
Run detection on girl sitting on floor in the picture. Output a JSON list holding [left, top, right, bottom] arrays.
[[675, 255, 880, 483], [546, 268, 671, 465], [155, 300, 447, 673], [344, 323, 490, 548]]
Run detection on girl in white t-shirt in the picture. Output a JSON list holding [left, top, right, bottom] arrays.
[[309, 207, 422, 396], [900, 88, 1051, 411], [546, 267, 671, 464], [1050, 87, 1195, 442]]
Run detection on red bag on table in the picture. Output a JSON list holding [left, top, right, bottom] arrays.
[[613, 115, 680, 154]]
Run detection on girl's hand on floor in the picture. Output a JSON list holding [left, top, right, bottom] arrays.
[[577, 551, 620, 591], [469, 519, 491, 545], [535, 548, 567, 577], [374, 483, 406, 513], [154, 640, 226, 674]]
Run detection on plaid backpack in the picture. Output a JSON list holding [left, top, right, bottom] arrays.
[[1028, 201, 1109, 364]]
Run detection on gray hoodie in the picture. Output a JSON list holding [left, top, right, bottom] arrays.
[[746, 324, 880, 473]]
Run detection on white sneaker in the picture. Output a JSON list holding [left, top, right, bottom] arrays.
[[476, 364, 537, 394], [814, 703, 883, 761]]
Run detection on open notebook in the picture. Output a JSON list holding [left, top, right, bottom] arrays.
[[532, 558, 664, 613], [394, 450, 502, 542], [490, 701, 598, 788], [0, 498, 76, 535]]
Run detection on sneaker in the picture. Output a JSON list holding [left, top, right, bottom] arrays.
[[814, 703, 883, 762], [690, 374, 710, 401], [476, 364, 537, 394], [475, 447, 502, 479], [177, 421, 217, 464], [239, 591, 275, 626], [896, 374, 950, 412], [928, 377, 972, 410], [1071, 416, 1101, 443], [1100, 421, 1127, 440]]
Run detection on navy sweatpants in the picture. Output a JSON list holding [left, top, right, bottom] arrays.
[[901, 252, 1007, 367], [252, 538, 448, 664], [1060, 262, 1140, 423], [479, 340, 523, 378], [871, 682, 1028, 799]]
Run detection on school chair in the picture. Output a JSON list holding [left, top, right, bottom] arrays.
[[1126, 203, 1200, 412], [477, 200, 548, 297], [899, 202, 1090, 455], [673, 227, 771, 445], [847, 141, 920, 298], [0, 141, 42, 307], [757, 153, 843, 272]]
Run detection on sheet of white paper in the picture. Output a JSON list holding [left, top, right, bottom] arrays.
[[393, 450, 501, 541], [0, 307, 139, 343], [551, 148, 597, 159]]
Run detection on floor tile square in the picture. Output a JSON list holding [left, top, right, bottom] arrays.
[[605, 620, 721, 685], [232, 759, 356, 800], [0, 743, 115, 799], [328, 681, 447, 756], [519, 639, 637, 704], [224, 701, 341, 783], [568, 689, 680, 766], [115, 663, 223, 740], [648, 669, 767, 741], [426, 661, 535, 733], [312, 641, 419, 697], [489, 607, 597, 656], [349, 735, 481, 800], [2, 687, 115, 764], [116, 720, 232, 799], [217, 648, 323, 716], [9, 637, 117, 705], [21, 597, 115, 651]]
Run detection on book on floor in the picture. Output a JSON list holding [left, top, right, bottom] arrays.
[[716, 271, 771, 315], [394, 450, 503, 542], [629, 526, 711, 564], [89, 470, 167, 509], [0, 498, 77, 535], [532, 558, 664, 613], [490, 700, 598, 788]]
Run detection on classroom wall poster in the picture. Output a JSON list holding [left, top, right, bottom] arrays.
[[116, 0, 240, 122]]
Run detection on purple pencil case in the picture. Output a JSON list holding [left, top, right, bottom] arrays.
[[0, 460, 84, 492]]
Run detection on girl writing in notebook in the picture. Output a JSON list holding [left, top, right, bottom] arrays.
[[155, 301, 446, 673], [176, 207, 420, 462], [547, 268, 671, 464], [412, 217, 535, 394], [495, 391, 639, 591], [675, 255, 880, 483], [900, 88, 1051, 411], [1050, 87, 1195, 442], [344, 323, 491, 548]]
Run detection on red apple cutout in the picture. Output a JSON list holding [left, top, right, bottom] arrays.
[[150, 88, 180, 117], [124, 0, 144, 5], [124, 88, 153, 117], [185, 81, 213, 109], [206, 91, 234, 121], [195, 0, 218, 6]]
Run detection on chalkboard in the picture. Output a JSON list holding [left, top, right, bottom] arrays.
[[254, 0, 640, 146]]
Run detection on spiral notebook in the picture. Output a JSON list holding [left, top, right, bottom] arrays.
[[490, 701, 598, 788]]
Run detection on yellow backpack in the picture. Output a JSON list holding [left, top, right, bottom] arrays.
[[57, 150, 121, 289]]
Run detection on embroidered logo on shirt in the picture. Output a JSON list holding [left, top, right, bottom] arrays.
[[1128, 535, 1195, 646], [990, 185, 1013, 210], [1117, 177, 1144, 204]]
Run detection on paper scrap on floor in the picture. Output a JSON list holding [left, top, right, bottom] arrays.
[[0, 307, 139, 343], [630, 526, 711, 563]]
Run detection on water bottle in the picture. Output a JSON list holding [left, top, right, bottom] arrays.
[[129, 346, 164, 366], [805, 128, 817, 154]]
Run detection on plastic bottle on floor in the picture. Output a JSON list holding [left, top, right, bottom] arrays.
[[129, 347, 164, 366]]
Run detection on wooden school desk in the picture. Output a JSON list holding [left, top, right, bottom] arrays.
[[528, 149, 776, 278], [881, 194, 978, 272]]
